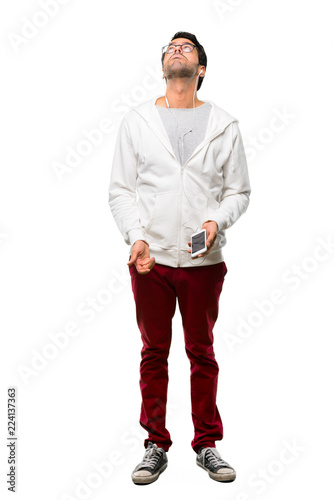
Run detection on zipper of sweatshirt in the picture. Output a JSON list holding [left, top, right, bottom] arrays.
[[176, 166, 183, 267], [175, 129, 226, 267]]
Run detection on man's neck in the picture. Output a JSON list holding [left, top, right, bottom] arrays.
[[164, 79, 203, 108]]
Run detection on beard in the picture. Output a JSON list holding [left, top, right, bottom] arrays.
[[164, 59, 198, 80]]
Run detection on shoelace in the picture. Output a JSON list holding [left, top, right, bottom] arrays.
[[203, 447, 230, 468], [140, 444, 162, 469]]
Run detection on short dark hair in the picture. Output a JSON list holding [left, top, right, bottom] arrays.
[[161, 31, 207, 90]]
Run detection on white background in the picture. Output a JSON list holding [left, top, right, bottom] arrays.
[[1, 0, 333, 498]]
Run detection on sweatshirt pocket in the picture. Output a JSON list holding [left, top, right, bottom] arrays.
[[145, 192, 179, 249], [181, 192, 208, 250]]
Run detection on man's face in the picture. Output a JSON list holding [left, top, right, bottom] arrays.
[[163, 38, 200, 80]]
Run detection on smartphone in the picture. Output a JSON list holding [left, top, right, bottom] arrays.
[[191, 229, 207, 257]]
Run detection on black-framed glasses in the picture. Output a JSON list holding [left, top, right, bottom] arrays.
[[162, 43, 197, 54]]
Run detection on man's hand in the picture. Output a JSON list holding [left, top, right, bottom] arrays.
[[187, 220, 218, 258], [127, 240, 155, 274]]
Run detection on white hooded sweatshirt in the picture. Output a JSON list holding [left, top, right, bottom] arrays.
[[108, 95, 251, 268]]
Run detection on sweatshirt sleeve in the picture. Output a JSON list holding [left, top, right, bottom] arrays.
[[108, 114, 147, 247], [206, 121, 251, 231]]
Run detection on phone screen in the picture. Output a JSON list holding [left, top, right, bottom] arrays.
[[192, 231, 206, 254]]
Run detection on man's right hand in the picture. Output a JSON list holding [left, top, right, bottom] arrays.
[[127, 240, 155, 274]]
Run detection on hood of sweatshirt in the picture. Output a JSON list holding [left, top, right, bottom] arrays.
[[131, 95, 239, 170]]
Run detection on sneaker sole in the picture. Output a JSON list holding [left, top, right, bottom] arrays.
[[197, 461, 236, 482], [131, 462, 168, 485]]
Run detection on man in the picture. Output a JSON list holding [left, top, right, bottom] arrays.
[[108, 31, 251, 485]]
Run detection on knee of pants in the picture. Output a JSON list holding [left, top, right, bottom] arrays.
[[141, 346, 171, 363], [185, 345, 219, 366]]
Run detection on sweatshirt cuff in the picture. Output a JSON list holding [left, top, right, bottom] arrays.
[[205, 211, 231, 231], [128, 228, 147, 246]]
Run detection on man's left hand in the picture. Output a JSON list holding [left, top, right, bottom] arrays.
[[187, 220, 218, 258]]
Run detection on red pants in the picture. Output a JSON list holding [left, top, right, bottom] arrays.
[[129, 260, 227, 454]]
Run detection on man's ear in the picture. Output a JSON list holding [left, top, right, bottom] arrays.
[[199, 66, 206, 77]]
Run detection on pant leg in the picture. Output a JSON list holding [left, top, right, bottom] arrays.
[[129, 263, 177, 452], [174, 261, 228, 454]]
